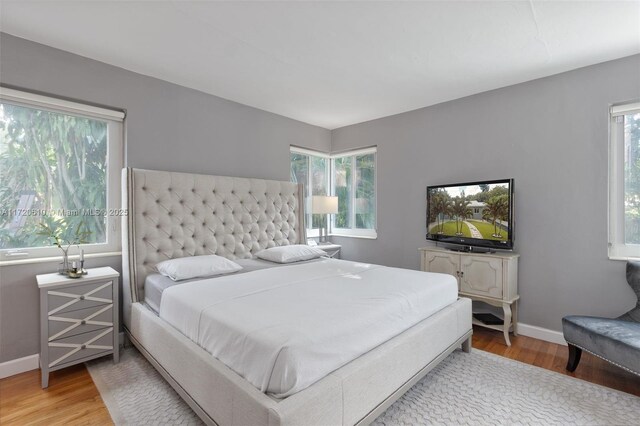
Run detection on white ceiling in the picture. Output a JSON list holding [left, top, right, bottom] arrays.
[[1, 1, 639, 129]]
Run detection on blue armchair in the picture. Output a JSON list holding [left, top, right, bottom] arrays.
[[562, 261, 640, 376]]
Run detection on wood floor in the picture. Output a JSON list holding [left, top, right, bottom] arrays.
[[1, 326, 638, 425]]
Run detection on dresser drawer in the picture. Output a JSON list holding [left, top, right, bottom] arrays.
[[48, 327, 113, 368], [47, 280, 114, 315], [48, 304, 113, 342]]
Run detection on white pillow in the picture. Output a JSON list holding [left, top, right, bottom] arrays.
[[156, 255, 242, 281], [255, 244, 326, 264]]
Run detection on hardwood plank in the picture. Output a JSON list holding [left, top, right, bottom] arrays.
[[0, 364, 112, 426], [1, 327, 638, 424], [472, 326, 640, 397]]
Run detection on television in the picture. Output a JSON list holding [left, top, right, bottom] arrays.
[[426, 179, 514, 251]]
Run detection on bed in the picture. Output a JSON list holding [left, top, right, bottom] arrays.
[[122, 168, 472, 425]]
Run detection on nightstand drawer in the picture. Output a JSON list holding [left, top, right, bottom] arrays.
[[48, 304, 113, 341], [47, 280, 114, 315], [48, 327, 113, 368]]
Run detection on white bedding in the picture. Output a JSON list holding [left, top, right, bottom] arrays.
[[159, 258, 457, 398]]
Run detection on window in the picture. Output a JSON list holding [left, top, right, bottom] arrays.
[[290, 146, 377, 239], [0, 88, 124, 262], [609, 101, 640, 259], [290, 147, 330, 236], [331, 147, 377, 238]]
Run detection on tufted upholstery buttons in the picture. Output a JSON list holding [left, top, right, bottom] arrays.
[[131, 170, 302, 299]]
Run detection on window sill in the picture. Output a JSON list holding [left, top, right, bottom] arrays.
[[330, 232, 378, 240], [0, 251, 122, 267], [608, 255, 640, 262]]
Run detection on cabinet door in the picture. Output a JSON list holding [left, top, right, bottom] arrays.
[[424, 251, 459, 286], [460, 256, 503, 298]]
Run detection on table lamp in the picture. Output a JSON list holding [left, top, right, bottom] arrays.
[[312, 195, 338, 244]]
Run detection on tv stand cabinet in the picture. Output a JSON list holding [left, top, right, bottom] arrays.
[[419, 247, 519, 346]]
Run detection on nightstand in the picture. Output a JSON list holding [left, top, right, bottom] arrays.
[[319, 243, 341, 259], [37, 266, 120, 388]]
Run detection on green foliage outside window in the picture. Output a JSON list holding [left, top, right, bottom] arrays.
[[624, 112, 640, 244], [0, 103, 108, 249]]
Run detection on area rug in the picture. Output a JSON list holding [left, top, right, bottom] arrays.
[[87, 347, 640, 425]]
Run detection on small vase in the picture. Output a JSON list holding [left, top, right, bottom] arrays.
[[58, 253, 70, 275]]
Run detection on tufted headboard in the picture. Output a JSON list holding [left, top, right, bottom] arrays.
[[121, 168, 306, 328]]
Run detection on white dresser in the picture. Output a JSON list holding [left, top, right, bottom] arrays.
[[419, 247, 519, 346], [37, 267, 120, 388]]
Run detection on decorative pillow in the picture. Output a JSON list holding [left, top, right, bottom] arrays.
[[156, 255, 242, 281], [255, 244, 326, 264]]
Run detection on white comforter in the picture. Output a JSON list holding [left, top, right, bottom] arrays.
[[159, 258, 457, 397]]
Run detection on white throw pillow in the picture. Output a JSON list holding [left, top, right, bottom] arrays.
[[156, 255, 242, 281], [255, 244, 326, 263]]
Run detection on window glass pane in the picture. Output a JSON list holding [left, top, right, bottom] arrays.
[[290, 152, 308, 188], [289, 152, 311, 229], [0, 102, 108, 250], [624, 111, 640, 244], [310, 156, 328, 229], [355, 153, 375, 229], [334, 156, 352, 228]]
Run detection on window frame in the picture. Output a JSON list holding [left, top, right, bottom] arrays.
[[608, 100, 640, 260], [0, 87, 125, 265], [330, 147, 378, 239], [290, 145, 378, 240]]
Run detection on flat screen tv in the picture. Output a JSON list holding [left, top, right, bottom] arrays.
[[426, 179, 514, 250]]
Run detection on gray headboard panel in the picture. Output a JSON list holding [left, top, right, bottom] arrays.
[[121, 168, 306, 328]]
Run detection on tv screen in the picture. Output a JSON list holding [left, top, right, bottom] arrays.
[[426, 179, 514, 250]]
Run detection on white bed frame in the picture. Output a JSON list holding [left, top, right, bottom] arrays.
[[122, 168, 472, 425]]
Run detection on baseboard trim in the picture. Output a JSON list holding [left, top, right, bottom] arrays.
[[0, 354, 39, 379], [518, 323, 567, 346]]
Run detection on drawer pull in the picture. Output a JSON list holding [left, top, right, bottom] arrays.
[[79, 296, 85, 300], [81, 344, 86, 350], [81, 320, 86, 325]]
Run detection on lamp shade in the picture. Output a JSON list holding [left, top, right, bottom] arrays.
[[312, 196, 338, 214]]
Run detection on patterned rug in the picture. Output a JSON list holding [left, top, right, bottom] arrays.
[[87, 347, 640, 425]]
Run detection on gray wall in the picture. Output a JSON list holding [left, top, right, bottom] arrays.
[[331, 54, 640, 332], [0, 34, 331, 362], [1, 31, 639, 363]]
